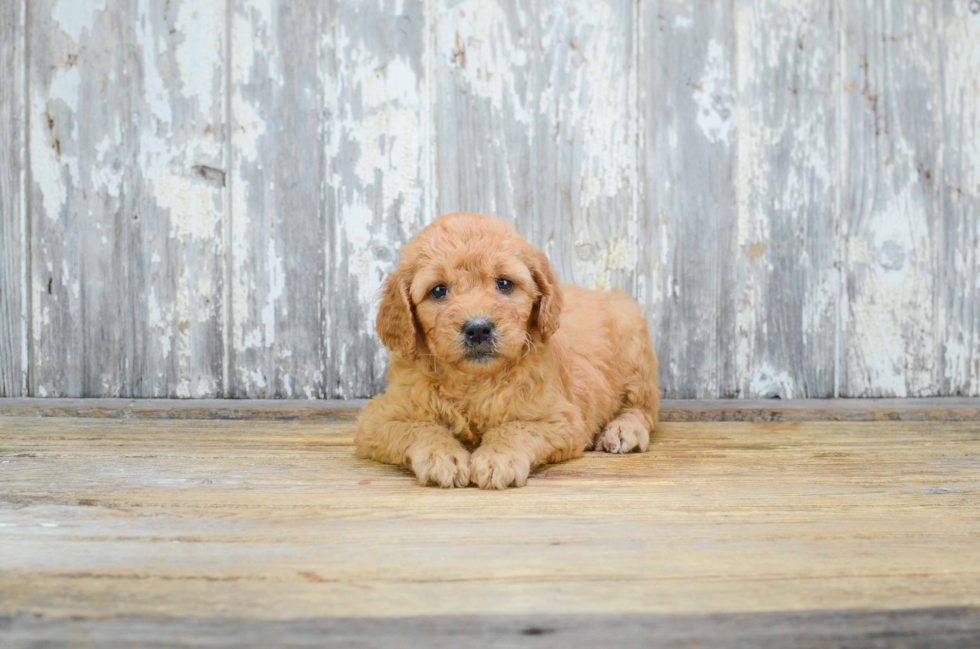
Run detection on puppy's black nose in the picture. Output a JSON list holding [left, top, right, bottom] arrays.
[[462, 318, 495, 346]]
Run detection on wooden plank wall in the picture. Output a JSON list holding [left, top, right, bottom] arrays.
[[0, 0, 977, 399], [0, 0, 27, 397]]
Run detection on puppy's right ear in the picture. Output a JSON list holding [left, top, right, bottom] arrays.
[[376, 268, 419, 357]]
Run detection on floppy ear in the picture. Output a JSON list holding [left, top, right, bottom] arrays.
[[376, 267, 419, 357], [528, 249, 563, 340]]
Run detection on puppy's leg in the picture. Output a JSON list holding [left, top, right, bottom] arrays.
[[356, 398, 470, 488], [595, 326, 660, 454], [470, 416, 588, 490]]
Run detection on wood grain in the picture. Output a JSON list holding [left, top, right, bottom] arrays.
[[3, 0, 980, 399], [529, 0, 637, 292], [840, 0, 943, 397], [228, 0, 327, 398], [433, 0, 533, 226], [940, 1, 980, 397], [228, 0, 432, 400], [639, 0, 739, 399], [324, 0, 430, 399], [734, 0, 839, 398], [1, 415, 978, 643], [0, 0, 26, 397], [435, 0, 637, 291], [28, 0, 227, 398]]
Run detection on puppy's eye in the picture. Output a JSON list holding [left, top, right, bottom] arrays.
[[496, 278, 514, 293], [429, 284, 448, 300]]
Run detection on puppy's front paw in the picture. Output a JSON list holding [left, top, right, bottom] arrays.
[[469, 449, 531, 490], [594, 418, 649, 453], [408, 443, 470, 488]]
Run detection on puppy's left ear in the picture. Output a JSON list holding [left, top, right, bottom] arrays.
[[376, 267, 419, 357], [528, 249, 563, 340]]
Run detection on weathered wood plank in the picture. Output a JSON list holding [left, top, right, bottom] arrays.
[[324, 0, 431, 398], [734, 0, 838, 398], [1, 417, 978, 628], [135, 0, 228, 398], [0, 398, 364, 420], [29, 0, 136, 397], [529, 0, 637, 291], [639, 0, 739, 398], [840, 0, 943, 397], [435, 0, 637, 290], [433, 0, 533, 226], [28, 0, 227, 397], [0, 0, 26, 397], [228, 0, 328, 398], [3, 608, 980, 649], [939, 1, 980, 397], [2, 397, 980, 422]]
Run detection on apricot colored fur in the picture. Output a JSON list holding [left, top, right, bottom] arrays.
[[355, 213, 660, 489]]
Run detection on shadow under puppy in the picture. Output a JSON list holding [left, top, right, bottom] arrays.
[[356, 213, 659, 489]]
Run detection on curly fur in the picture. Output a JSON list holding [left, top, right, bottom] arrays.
[[356, 213, 660, 489]]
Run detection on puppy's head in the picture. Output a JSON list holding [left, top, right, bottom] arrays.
[[377, 213, 562, 373]]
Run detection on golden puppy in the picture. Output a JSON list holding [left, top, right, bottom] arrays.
[[355, 213, 659, 489]]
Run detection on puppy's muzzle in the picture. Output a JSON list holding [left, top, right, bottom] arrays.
[[461, 318, 496, 349]]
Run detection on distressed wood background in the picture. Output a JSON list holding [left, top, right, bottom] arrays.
[[0, 0, 978, 399]]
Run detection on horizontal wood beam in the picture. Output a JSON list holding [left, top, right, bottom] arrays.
[[1, 397, 978, 422]]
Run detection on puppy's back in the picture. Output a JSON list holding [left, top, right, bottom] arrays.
[[558, 284, 647, 337]]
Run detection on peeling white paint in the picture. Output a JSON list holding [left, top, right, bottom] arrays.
[[174, 1, 224, 117], [248, 370, 267, 390], [844, 185, 936, 397], [243, 329, 263, 350], [175, 380, 191, 398], [694, 40, 734, 145], [230, 0, 273, 363], [535, 1, 636, 293], [437, 0, 529, 121], [732, 1, 840, 398], [53, 0, 106, 43], [262, 236, 284, 346], [749, 364, 795, 399], [174, 264, 192, 388], [12, 0, 978, 401], [148, 286, 172, 359], [31, 277, 44, 371], [343, 53, 425, 223], [567, 2, 631, 215], [30, 85, 76, 222], [196, 376, 215, 397], [734, 3, 762, 392], [574, 235, 630, 292], [674, 15, 693, 29], [340, 201, 387, 323]]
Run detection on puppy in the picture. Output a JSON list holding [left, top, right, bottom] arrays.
[[355, 213, 659, 489]]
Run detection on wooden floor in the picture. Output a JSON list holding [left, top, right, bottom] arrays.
[[1, 400, 979, 647]]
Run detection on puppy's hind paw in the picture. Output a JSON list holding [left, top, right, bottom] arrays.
[[594, 419, 649, 454], [408, 444, 471, 488], [469, 449, 531, 490]]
